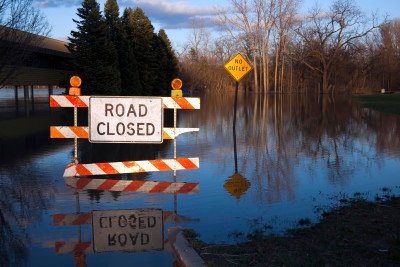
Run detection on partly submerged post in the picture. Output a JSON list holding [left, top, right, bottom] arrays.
[[224, 53, 253, 173]]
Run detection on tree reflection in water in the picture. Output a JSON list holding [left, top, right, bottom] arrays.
[[0, 159, 52, 266], [183, 91, 400, 205]]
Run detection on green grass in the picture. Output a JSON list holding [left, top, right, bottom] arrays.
[[0, 116, 49, 139], [353, 92, 400, 115]]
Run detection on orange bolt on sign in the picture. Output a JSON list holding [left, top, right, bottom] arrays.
[[69, 76, 82, 96], [171, 78, 183, 98]]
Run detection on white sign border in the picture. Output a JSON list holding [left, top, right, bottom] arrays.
[[88, 96, 164, 144]]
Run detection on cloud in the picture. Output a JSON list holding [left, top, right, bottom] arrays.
[[120, 0, 220, 29], [35, 0, 223, 30], [34, 0, 82, 8]]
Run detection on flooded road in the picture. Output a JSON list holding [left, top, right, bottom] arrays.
[[1, 88, 400, 266]]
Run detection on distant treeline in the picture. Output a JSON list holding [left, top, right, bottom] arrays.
[[178, 0, 400, 94]]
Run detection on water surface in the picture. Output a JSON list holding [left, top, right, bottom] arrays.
[[1, 89, 400, 266]]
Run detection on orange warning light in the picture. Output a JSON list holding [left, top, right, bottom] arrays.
[[70, 76, 82, 88], [171, 78, 182, 90], [69, 87, 81, 96], [69, 76, 82, 95]]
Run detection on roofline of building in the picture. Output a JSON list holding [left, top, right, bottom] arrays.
[[0, 26, 70, 55]]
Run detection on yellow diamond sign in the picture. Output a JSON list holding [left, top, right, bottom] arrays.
[[224, 172, 251, 199], [224, 53, 253, 82]]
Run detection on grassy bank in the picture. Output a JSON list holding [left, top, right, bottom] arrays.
[[0, 116, 49, 139], [186, 194, 400, 266], [353, 92, 400, 115]]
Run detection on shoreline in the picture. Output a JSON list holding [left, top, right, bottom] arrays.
[[186, 195, 400, 266]]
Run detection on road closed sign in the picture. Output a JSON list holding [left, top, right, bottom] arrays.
[[92, 208, 164, 252], [89, 97, 163, 143]]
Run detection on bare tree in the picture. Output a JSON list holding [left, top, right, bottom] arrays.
[[273, 0, 299, 93], [257, 0, 277, 93], [0, 0, 51, 85], [216, 0, 263, 92], [292, 0, 383, 94], [216, 0, 300, 93], [378, 19, 400, 90]]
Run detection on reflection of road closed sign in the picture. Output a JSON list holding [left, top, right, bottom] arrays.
[[224, 173, 251, 199], [92, 208, 164, 252], [89, 97, 163, 143], [224, 53, 253, 82]]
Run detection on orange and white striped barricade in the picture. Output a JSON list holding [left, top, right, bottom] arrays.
[[50, 94, 200, 192], [50, 95, 200, 109], [63, 157, 199, 177], [50, 126, 199, 139], [49, 95, 200, 139]]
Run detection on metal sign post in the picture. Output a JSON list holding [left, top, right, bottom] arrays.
[[224, 53, 254, 156], [224, 53, 253, 198], [170, 78, 183, 178], [69, 76, 81, 165], [224, 52, 253, 137]]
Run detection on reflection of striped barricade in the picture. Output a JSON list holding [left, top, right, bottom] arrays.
[[53, 211, 198, 226], [55, 239, 174, 254], [64, 177, 199, 194], [55, 242, 93, 254], [53, 213, 92, 226]]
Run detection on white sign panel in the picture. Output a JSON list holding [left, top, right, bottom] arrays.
[[92, 208, 164, 253], [89, 97, 163, 143]]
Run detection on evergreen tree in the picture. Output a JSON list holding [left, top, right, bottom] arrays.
[[104, 0, 141, 95], [122, 7, 157, 96], [158, 29, 179, 91], [67, 0, 120, 95], [151, 33, 168, 96]]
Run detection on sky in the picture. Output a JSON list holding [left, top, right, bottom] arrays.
[[34, 0, 400, 51]]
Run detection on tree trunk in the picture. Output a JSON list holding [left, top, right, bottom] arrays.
[[253, 55, 259, 92], [274, 42, 279, 93], [322, 69, 329, 94]]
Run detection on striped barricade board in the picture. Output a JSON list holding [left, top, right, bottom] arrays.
[[63, 157, 199, 177], [50, 126, 199, 139], [64, 177, 199, 194], [50, 95, 200, 109]]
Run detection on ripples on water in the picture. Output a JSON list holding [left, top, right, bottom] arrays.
[[1, 88, 400, 266]]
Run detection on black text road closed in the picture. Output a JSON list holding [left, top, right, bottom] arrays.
[[89, 97, 163, 143], [92, 208, 164, 252]]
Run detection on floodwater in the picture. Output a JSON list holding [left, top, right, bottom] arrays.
[[1, 88, 400, 266]]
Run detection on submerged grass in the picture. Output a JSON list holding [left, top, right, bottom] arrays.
[[0, 116, 49, 139], [187, 192, 400, 266], [353, 92, 400, 115]]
